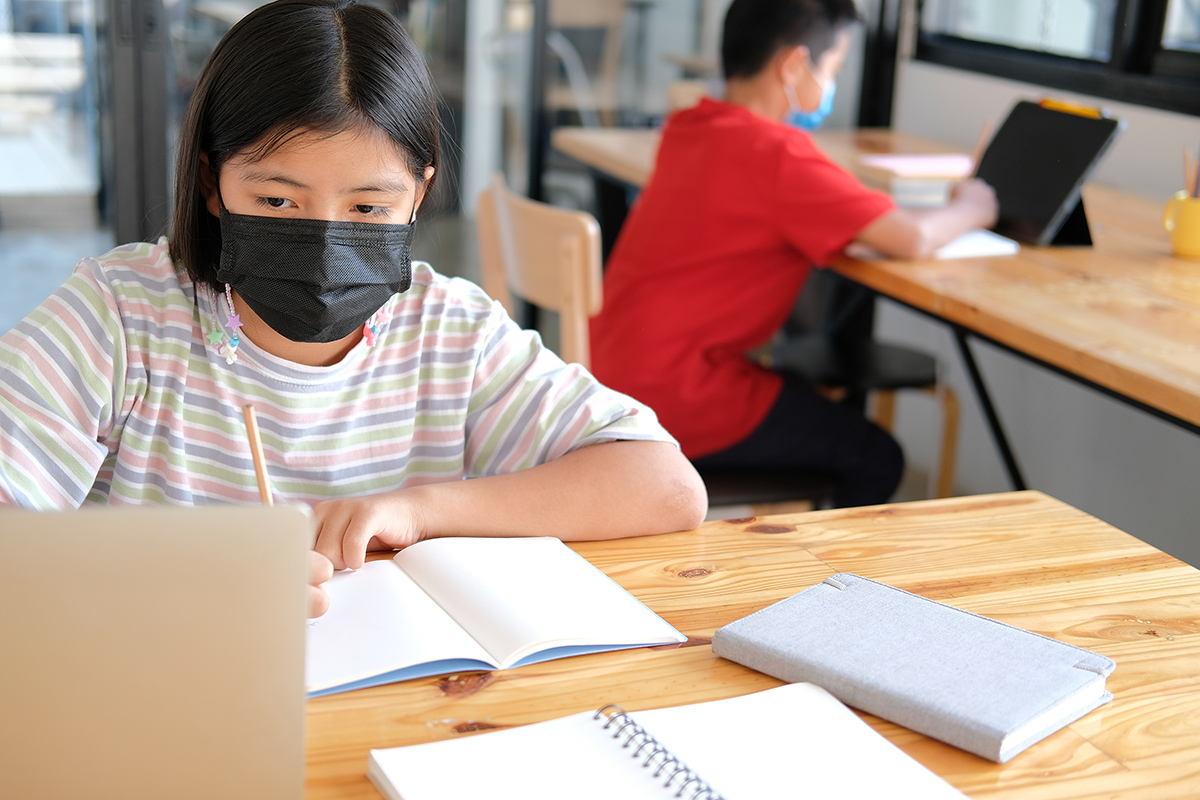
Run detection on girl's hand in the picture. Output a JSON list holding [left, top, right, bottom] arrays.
[[311, 490, 426, 571], [308, 549, 334, 618]]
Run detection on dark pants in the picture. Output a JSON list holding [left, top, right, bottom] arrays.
[[691, 374, 904, 508]]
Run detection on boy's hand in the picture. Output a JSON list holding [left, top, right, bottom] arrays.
[[951, 178, 999, 228], [311, 491, 426, 571], [308, 549, 334, 618]]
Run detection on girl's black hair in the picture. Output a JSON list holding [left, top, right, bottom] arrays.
[[721, 0, 861, 80], [170, 0, 440, 291]]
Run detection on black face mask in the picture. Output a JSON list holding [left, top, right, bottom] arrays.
[[215, 209, 415, 343]]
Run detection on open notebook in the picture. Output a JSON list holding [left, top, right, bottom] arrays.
[[306, 536, 686, 696], [367, 683, 965, 799]]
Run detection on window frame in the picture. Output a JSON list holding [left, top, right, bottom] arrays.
[[914, 0, 1200, 118]]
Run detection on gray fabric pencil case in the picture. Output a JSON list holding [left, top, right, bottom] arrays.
[[711, 572, 1114, 762]]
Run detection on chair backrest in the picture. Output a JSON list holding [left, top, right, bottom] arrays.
[[547, 0, 625, 121], [666, 79, 710, 113], [478, 173, 603, 369]]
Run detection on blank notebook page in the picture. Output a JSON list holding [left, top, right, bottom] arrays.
[[368, 683, 964, 799]]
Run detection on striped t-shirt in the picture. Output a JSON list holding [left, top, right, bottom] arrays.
[[0, 241, 674, 509]]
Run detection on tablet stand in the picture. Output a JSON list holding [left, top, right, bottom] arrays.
[[1050, 196, 1092, 246]]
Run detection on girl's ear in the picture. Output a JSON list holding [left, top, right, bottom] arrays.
[[198, 152, 221, 217], [414, 165, 436, 213]]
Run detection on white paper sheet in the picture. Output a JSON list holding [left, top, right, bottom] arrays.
[[368, 683, 966, 800], [394, 537, 684, 666], [305, 560, 493, 692]]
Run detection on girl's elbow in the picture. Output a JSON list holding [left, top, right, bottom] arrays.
[[679, 471, 709, 531], [662, 458, 708, 532], [681, 462, 705, 532]]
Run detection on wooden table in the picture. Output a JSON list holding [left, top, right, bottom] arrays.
[[306, 491, 1200, 798], [552, 126, 1200, 488]]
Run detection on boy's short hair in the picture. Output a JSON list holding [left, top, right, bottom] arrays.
[[722, 0, 861, 80]]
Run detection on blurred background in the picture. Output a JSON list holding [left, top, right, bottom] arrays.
[[7, 0, 1198, 325], [0, 0, 835, 327], [4, 0, 1200, 563]]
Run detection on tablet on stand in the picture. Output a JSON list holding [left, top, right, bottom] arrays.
[[975, 100, 1124, 246]]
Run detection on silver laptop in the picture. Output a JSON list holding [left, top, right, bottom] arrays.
[[0, 504, 312, 799]]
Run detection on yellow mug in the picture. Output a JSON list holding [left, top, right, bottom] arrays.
[[1164, 190, 1200, 258]]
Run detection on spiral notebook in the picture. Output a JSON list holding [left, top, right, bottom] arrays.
[[367, 683, 965, 799]]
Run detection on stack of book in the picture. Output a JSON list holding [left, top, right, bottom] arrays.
[[855, 153, 974, 208]]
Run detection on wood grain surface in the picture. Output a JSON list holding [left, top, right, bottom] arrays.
[[305, 491, 1200, 798], [551, 125, 1200, 429]]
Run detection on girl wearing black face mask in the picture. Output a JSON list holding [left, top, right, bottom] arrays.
[[0, 0, 707, 618], [213, 198, 418, 347]]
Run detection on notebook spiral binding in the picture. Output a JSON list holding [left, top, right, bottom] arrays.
[[595, 705, 726, 800]]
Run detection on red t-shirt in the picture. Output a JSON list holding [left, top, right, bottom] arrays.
[[589, 99, 895, 458]]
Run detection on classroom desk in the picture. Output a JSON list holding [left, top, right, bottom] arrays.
[[306, 491, 1200, 798], [551, 126, 1200, 490]]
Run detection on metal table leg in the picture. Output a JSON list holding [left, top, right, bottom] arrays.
[[953, 329, 1028, 491]]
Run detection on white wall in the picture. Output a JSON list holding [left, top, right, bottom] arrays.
[[893, 60, 1200, 200], [882, 58, 1200, 567]]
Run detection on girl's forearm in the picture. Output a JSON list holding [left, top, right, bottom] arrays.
[[405, 440, 707, 542]]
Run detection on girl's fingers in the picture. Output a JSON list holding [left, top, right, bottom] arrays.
[[314, 494, 413, 570], [339, 514, 380, 570], [313, 506, 353, 570], [309, 549, 333, 584], [307, 583, 331, 618]]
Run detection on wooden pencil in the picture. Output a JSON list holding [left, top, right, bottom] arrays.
[[242, 404, 274, 505]]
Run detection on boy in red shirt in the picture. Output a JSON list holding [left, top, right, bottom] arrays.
[[589, 0, 997, 506]]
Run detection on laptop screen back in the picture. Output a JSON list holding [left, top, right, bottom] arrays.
[[0, 505, 312, 800]]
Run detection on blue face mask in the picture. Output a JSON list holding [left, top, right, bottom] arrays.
[[785, 79, 836, 131]]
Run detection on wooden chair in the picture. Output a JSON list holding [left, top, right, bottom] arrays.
[[477, 173, 602, 369], [665, 79, 709, 113], [545, 0, 625, 127], [477, 173, 836, 514]]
